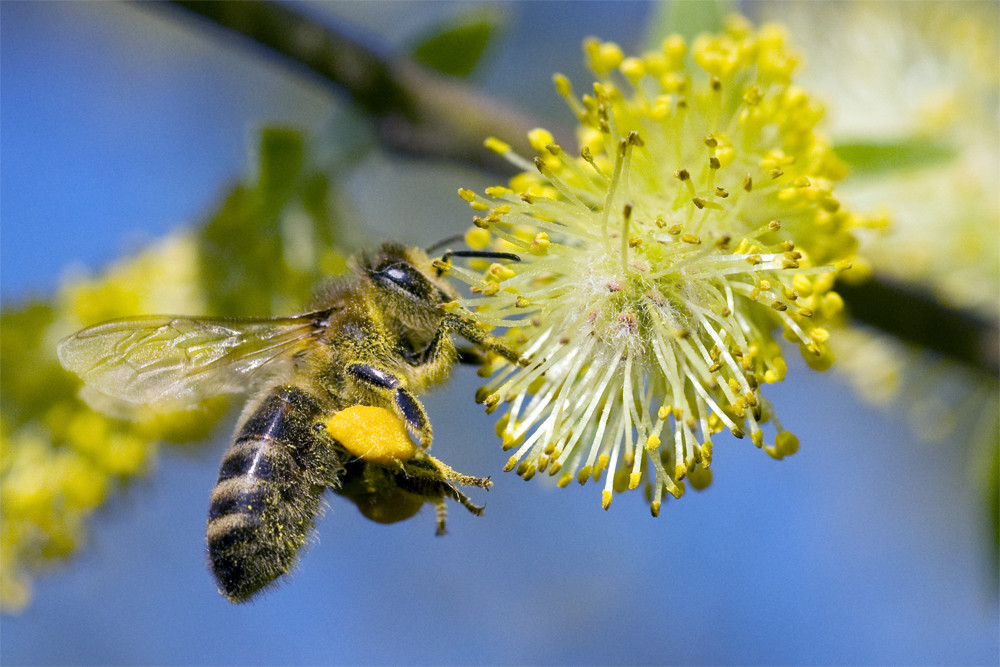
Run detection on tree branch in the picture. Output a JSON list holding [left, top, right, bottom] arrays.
[[835, 277, 998, 376], [158, 0, 999, 377], [160, 0, 545, 170]]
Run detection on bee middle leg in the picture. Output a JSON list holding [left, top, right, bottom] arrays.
[[400, 456, 491, 534], [403, 313, 524, 368], [433, 500, 449, 536], [431, 486, 486, 535]]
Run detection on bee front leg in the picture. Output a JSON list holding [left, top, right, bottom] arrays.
[[401, 327, 447, 367], [454, 346, 486, 366], [346, 363, 432, 448], [441, 313, 525, 366]]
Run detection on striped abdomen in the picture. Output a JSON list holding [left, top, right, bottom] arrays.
[[207, 385, 340, 603]]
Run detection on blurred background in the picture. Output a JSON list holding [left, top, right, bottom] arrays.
[[2, 2, 997, 664]]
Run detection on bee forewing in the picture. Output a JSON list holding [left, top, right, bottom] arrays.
[[57, 314, 324, 408]]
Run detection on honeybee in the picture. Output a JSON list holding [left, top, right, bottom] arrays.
[[58, 242, 521, 603]]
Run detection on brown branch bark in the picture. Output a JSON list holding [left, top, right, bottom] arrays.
[[159, 0, 542, 171]]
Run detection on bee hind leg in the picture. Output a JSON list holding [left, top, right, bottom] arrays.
[[433, 500, 448, 536], [394, 387, 432, 448], [346, 362, 433, 447], [432, 490, 484, 536]]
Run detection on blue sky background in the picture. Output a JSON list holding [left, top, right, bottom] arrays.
[[2, 2, 997, 665]]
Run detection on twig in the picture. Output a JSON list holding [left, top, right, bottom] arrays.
[[159, 0, 544, 170], [835, 277, 999, 376]]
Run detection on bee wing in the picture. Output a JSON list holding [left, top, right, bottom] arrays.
[[57, 311, 330, 408]]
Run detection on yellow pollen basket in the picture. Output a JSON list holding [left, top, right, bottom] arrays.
[[323, 405, 417, 464]]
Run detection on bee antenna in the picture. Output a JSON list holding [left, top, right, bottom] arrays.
[[425, 234, 466, 255], [439, 249, 522, 264]]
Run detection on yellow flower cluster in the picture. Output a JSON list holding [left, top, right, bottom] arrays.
[[768, 2, 998, 521], [787, 1, 1000, 320], [1, 233, 223, 611], [452, 18, 864, 513], [3, 127, 352, 610]]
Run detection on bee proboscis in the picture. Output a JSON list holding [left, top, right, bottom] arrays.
[[58, 242, 521, 602]]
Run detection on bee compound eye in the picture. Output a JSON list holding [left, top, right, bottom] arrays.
[[373, 262, 427, 299]]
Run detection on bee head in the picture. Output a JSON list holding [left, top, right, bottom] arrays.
[[363, 242, 522, 331], [363, 243, 456, 314]]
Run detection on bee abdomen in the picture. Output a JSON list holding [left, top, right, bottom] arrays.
[[207, 386, 333, 603]]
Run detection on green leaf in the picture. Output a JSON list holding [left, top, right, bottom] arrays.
[[198, 127, 355, 317], [408, 9, 503, 78], [643, 0, 734, 50], [199, 128, 307, 316], [256, 126, 305, 209], [834, 138, 958, 177]]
